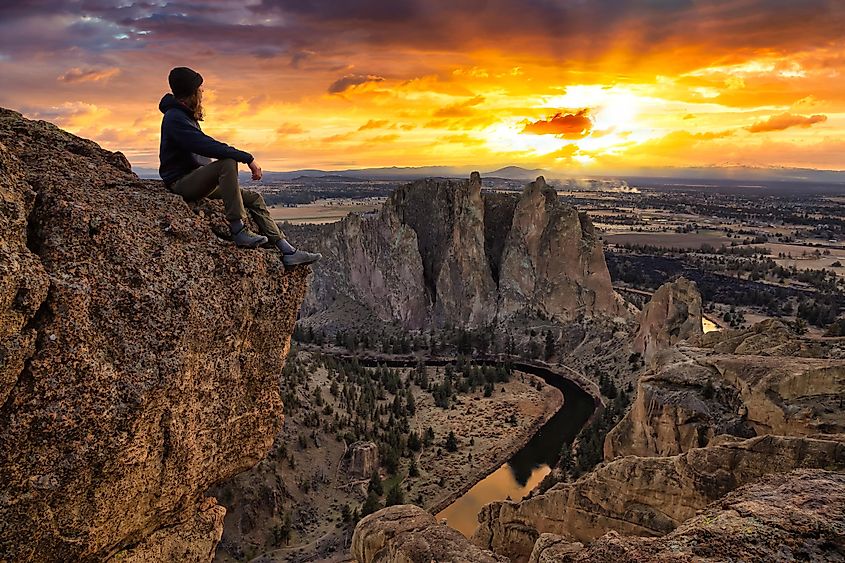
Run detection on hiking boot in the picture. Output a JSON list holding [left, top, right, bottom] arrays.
[[232, 226, 268, 248], [282, 249, 322, 266]]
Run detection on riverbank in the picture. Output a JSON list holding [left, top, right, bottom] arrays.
[[425, 375, 563, 517], [296, 345, 602, 515]]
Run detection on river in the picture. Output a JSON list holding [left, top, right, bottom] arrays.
[[329, 355, 597, 539], [435, 365, 595, 538]]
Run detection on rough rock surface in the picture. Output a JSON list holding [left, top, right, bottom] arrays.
[[349, 441, 380, 479], [109, 498, 225, 562], [691, 317, 845, 357], [528, 534, 584, 563], [0, 108, 309, 562], [498, 177, 624, 324], [291, 175, 625, 329], [603, 354, 754, 460], [526, 470, 845, 562], [472, 434, 845, 560], [608, 321, 845, 460], [633, 277, 702, 363], [352, 504, 507, 563]]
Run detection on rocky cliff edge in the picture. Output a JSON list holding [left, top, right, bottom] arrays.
[[0, 108, 309, 562]]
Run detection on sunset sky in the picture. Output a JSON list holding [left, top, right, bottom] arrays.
[[1, 1, 843, 174]]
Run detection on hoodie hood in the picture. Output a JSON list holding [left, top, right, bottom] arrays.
[[159, 93, 192, 116]]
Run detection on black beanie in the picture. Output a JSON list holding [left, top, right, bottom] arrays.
[[168, 67, 203, 99]]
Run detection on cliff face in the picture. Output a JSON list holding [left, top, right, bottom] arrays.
[[0, 108, 308, 562], [526, 470, 845, 563], [295, 175, 625, 329], [607, 321, 845, 460], [633, 277, 703, 363], [498, 177, 623, 324], [473, 434, 845, 560]]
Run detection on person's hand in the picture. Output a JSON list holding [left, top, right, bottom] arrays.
[[248, 160, 263, 181]]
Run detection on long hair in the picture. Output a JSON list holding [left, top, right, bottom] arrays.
[[179, 89, 205, 121]]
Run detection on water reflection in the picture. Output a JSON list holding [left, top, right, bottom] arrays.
[[436, 374, 594, 538], [437, 462, 550, 537], [702, 316, 720, 333]]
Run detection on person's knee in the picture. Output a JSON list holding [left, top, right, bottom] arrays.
[[242, 189, 263, 206], [219, 158, 238, 173]]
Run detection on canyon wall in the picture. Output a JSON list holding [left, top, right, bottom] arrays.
[[0, 108, 308, 562], [356, 469, 845, 563], [472, 434, 845, 560], [607, 320, 845, 460], [525, 470, 845, 563], [294, 175, 626, 329]]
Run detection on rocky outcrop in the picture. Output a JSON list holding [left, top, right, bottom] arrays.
[[0, 108, 309, 562], [472, 434, 845, 560], [607, 321, 845, 460], [352, 504, 507, 563], [349, 441, 380, 479], [299, 199, 429, 330], [633, 277, 702, 363], [291, 175, 625, 330], [691, 317, 845, 357], [498, 176, 624, 324], [603, 354, 753, 460], [525, 469, 845, 562]]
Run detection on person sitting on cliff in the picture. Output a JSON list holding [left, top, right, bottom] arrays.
[[158, 66, 320, 266]]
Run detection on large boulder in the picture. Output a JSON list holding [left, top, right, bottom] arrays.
[[0, 108, 309, 562], [352, 504, 507, 563], [349, 441, 380, 479], [607, 320, 845, 460]]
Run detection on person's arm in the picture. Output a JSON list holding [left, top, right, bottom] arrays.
[[166, 111, 254, 163]]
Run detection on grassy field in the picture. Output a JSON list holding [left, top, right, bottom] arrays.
[[603, 230, 733, 250], [269, 198, 383, 225]]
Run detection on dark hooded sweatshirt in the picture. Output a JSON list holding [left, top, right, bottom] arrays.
[[158, 93, 253, 185]]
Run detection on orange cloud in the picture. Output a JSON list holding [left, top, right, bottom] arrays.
[[433, 95, 485, 117], [746, 112, 828, 133], [522, 110, 592, 139], [358, 119, 389, 130], [276, 122, 304, 135], [57, 67, 120, 83]]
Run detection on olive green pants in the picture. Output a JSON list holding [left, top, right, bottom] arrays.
[[169, 158, 285, 242]]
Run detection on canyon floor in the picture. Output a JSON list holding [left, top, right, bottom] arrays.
[[214, 350, 562, 562]]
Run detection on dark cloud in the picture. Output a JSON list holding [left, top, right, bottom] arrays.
[[0, 0, 841, 80], [328, 74, 385, 94], [746, 112, 828, 133], [256, 0, 420, 22], [522, 110, 592, 139]]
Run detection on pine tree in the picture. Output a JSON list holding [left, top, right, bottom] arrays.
[[368, 471, 383, 496], [544, 330, 555, 360], [385, 483, 404, 506], [445, 430, 458, 452], [361, 491, 381, 516]]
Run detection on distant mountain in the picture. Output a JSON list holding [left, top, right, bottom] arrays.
[[484, 166, 552, 180], [132, 163, 845, 187], [612, 165, 845, 184]]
